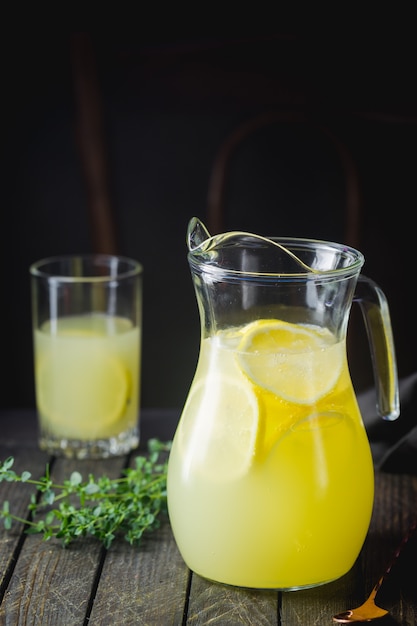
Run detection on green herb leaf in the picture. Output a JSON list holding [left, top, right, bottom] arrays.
[[0, 440, 171, 549]]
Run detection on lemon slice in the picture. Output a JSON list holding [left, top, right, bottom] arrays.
[[37, 348, 130, 439], [236, 319, 343, 404], [178, 373, 261, 480]]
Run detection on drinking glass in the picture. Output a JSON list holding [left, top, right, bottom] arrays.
[[30, 254, 142, 459]]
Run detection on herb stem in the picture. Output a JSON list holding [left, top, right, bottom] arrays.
[[0, 439, 171, 549]]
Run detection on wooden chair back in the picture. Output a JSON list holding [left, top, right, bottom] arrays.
[[206, 111, 362, 248]]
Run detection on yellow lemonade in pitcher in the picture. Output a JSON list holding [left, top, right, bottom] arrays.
[[34, 313, 140, 441], [167, 319, 374, 589]]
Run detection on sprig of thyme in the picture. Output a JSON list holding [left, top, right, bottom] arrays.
[[0, 439, 171, 549]]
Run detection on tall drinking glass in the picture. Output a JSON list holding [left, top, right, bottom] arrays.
[[30, 254, 142, 459]]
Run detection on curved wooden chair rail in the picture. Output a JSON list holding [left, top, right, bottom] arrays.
[[206, 111, 362, 249], [69, 35, 362, 255]]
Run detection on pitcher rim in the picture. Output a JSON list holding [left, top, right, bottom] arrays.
[[188, 235, 365, 280]]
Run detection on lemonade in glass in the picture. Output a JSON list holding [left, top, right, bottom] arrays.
[[35, 314, 139, 438], [30, 255, 142, 459], [168, 318, 374, 589]]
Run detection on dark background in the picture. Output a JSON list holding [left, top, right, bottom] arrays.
[[1, 31, 416, 411]]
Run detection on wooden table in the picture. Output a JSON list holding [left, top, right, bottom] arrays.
[[0, 409, 416, 625]]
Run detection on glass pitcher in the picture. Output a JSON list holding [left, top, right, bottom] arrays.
[[167, 218, 399, 591]]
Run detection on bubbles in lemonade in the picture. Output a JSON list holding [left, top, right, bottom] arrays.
[[167, 319, 374, 589], [34, 314, 140, 440]]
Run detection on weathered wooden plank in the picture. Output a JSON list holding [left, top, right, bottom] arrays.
[[0, 534, 103, 625], [1, 413, 416, 625], [364, 472, 417, 625], [0, 446, 50, 589], [89, 520, 189, 625], [279, 567, 358, 625], [186, 573, 278, 625], [0, 410, 38, 446], [87, 447, 187, 625], [0, 454, 127, 625]]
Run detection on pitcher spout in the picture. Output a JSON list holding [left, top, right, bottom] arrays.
[[187, 217, 212, 252], [186, 217, 321, 274]]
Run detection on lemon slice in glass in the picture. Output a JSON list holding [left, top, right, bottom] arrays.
[[178, 373, 261, 480], [37, 349, 130, 439], [236, 319, 343, 405]]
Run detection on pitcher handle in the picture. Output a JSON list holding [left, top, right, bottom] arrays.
[[353, 275, 400, 421]]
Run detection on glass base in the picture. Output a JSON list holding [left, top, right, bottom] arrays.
[[197, 571, 342, 591], [38, 425, 139, 459]]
